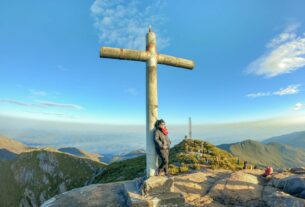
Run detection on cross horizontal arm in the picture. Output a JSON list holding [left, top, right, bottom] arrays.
[[157, 54, 195, 70], [100, 47, 149, 62]]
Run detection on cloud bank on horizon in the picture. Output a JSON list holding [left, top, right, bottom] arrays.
[[1, 113, 305, 153]]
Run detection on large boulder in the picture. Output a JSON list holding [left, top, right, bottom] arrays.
[[208, 171, 264, 207], [127, 176, 185, 207], [142, 176, 174, 195], [43, 177, 185, 207], [283, 176, 305, 198], [268, 172, 294, 189], [269, 174, 305, 199], [172, 170, 231, 204], [263, 186, 305, 207], [42, 182, 129, 207]]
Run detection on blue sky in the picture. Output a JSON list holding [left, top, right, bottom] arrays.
[[1, 0, 305, 127]]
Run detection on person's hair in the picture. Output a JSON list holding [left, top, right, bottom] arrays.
[[154, 119, 165, 128]]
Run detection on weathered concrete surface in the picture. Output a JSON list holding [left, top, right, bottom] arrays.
[[143, 176, 174, 195], [126, 191, 185, 207], [125, 176, 184, 207], [145, 27, 159, 178]]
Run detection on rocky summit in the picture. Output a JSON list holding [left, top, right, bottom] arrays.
[[42, 168, 305, 207]]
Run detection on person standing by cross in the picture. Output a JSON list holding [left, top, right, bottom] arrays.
[[153, 119, 171, 176], [99, 26, 195, 177]]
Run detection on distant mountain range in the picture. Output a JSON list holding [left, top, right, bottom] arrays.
[[218, 139, 305, 168], [262, 130, 305, 150], [0, 135, 145, 164], [0, 135, 106, 163]]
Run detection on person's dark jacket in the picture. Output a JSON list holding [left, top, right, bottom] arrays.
[[154, 128, 171, 150]]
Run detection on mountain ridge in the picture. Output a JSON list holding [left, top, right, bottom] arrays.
[[218, 139, 305, 168], [0, 135, 29, 160], [262, 130, 305, 150]]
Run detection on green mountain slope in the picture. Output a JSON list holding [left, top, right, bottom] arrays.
[[93, 139, 243, 184], [218, 139, 305, 168], [0, 149, 106, 207], [262, 131, 305, 150]]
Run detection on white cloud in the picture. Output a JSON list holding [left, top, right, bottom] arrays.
[[294, 102, 304, 111], [36, 101, 84, 110], [266, 32, 297, 48], [246, 92, 271, 98], [90, 0, 169, 50], [273, 84, 300, 96], [0, 99, 36, 107], [247, 23, 305, 78], [0, 98, 83, 110], [25, 111, 77, 119], [29, 89, 48, 96], [246, 84, 301, 98], [124, 87, 138, 96]]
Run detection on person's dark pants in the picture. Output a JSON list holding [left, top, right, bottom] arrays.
[[156, 148, 169, 174]]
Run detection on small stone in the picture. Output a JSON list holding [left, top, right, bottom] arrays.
[[290, 167, 305, 174]]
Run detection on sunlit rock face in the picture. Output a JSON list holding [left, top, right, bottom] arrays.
[[42, 169, 305, 207]]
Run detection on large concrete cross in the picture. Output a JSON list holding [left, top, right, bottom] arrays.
[[99, 27, 195, 177]]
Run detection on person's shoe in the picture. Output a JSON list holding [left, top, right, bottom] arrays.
[[165, 173, 172, 177]]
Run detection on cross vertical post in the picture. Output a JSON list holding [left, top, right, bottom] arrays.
[[146, 27, 158, 177]]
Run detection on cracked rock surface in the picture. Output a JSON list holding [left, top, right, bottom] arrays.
[[43, 169, 305, 207]]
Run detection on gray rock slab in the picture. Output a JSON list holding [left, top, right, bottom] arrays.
[[42, 182, 129, 207]]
